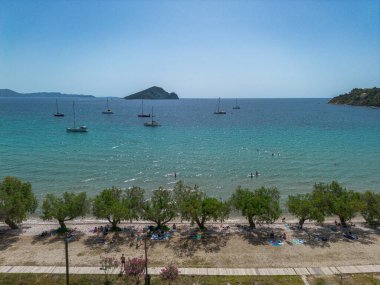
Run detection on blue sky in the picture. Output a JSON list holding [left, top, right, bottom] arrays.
[[1, 0, 379, 98]]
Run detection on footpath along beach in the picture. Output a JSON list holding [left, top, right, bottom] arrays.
[[1, 217, 379, 269]]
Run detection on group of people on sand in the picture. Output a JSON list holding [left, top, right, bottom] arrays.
[[92, 225, 109, 237], [269, 230, 287, 240]]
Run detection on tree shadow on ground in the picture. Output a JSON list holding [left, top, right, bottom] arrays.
[[31, 228, 86, 245], [165, 226, 230, 257], [293, 223, 376, 248], [0, 226, 22, 251], [83, 232, 130, 253], [234, 222, 377, 249]]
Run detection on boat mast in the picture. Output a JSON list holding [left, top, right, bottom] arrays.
[[151, 106, 154, 123], [72, 101, 76, 128], [141, 95, 144, 114], [218, 97, 221, 112], [56, 99, 59, 114], [106, 98, 109, 110]]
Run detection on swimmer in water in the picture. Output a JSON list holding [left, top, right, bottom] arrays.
[[174, 172, 177, 179], [255, 171, 259, 177], [250, 172, 253, 178]]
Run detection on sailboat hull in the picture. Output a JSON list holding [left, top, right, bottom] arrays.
[[54, 113, 65, 117], [144, 121, 160, 127], [66, 126, 88, 132], [214, 111, 226, 114], [102, 110, 114, 114], [138, 114, 151, 117]]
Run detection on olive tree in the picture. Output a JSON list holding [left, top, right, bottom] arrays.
[[287, 193, 325, 229], [0, 176, 38, 229], [314, 181, 363, 227], [125, 186, 145, 222], [93, 187, 129, 231], [41, 192, 89, 231], [173, 181, 230, 229], [230, 186, 281, 228], [142, 187, 176, 229], [361, 191, 380, 225]]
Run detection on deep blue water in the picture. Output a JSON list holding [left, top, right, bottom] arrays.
[[0, 97, 379, 201]]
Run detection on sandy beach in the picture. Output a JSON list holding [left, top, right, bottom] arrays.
[[1, 217, 379, 269]]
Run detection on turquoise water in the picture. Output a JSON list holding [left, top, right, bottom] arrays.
[[0, 97, 379, 201]]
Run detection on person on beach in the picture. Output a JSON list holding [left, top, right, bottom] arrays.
[[174, 172, 177, 179], [255, 171, 259, 177], [250, 172, 253, 178], [120, 254, 125, 272]]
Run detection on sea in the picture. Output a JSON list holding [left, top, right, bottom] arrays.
[[0, 97, 379, 202]]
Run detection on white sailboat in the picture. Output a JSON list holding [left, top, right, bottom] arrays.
[[138, 95, 150, 117], [144, 106, 160, 127], [214, 97, 226, 114], [102, 98, 114, 114], [53, 99, 65, 117], [67, 102, 87, 132]]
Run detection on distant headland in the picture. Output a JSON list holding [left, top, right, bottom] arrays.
[[329, 87, 380, 107], [124, 86, 179, 100], [0, 89, 94, 98]]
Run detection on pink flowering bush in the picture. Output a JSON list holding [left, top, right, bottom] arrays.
[[160, 264, 180, 284], [124, 257, 146, 284], [100, 256, 119, 285]]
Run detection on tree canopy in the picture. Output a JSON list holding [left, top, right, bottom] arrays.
[[125, 186, 145, 222], [173, 181, 230, 229], [230, 186, 281, 228], [314, 181, 363, 226], [142, 187, 176, 229], [92, 187, 129, 231], [361, 191, 380, 225], [41, 192, 89, 231], [0, 176, 38, 229], [287, 193, 325, 228]]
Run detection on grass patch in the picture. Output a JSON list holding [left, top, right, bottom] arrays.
[[308, 274, 380, 285], [0, 273, 303, 285]]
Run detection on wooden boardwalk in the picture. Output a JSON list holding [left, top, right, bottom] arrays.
[[1, 264, 379, 276]]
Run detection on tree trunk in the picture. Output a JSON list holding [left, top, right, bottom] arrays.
[[4, 218, 18, 229], [248, 216, 256, 228], [299, 218, 306, 229], [195, 217, 204, 230], [108, 217, 119, 231], [58, 220, 67, 231], [339, 216, 347, 227]]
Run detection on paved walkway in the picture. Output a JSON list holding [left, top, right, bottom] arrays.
[[0, 265, 379, 276]]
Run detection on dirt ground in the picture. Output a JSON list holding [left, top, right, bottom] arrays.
[[1, 218, 379, 268]]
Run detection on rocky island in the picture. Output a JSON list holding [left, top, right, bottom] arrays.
[[329, 87, 380, 107], [124, 86, 179, 99], [0, 89, 94, 98]]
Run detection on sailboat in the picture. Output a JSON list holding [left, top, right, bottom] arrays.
[[53, 99, 65, 117], [137, 95, 150, 117], [214, 97, 226, 114], [232, 98, 240, 109], [144, 107, 160, 127], [66, 101, 88, 132], [102, 98, 114, 114]]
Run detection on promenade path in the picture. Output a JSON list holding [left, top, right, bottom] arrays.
[[1, 264, 379, 276]]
